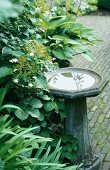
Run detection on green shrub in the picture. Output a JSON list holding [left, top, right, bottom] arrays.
[[98, 0, 110, 10]]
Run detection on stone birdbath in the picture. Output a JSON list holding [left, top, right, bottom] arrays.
[[46, 67, 107, 170]]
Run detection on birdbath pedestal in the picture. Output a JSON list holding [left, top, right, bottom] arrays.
[[46, 67, 106, 170]]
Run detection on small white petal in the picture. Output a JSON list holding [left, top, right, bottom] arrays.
[[13, 79, 18, 83], [28, 83, 33, 87], [30, 52, 34, 56], [9, 59, 18, 63]]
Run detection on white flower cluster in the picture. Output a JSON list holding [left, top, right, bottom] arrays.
[[30, 52, 34, 56], [9, 58, 18, 63], [13, 78, 18, 84], [74, 0, 88, 10], [28, 83, 34, 87]]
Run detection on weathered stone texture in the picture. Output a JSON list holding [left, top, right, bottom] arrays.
[[71, 13, 110, 169]]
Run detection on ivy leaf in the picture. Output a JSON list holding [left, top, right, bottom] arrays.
[[0, 67, 12, 79], [29, 98, 42, 108], [14, 109, 29, 121], [28, 108, 44, 121]]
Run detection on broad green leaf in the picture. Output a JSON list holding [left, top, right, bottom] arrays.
[[0, 67, 12, 79], [52, 35, 69, 40], [65, 39, 81, 45], [15, 109, 29, 120], [2, 47, 13, 55], [28, 108, 44, 121], [39, 95, 50, 101], [52, 35, 81, 45], [0, 104, 22, 112], [38, 19, 50, 30], [80, 28, 94, 38], [12, 50, 24, 57], [49, 16, 67, 29], [36, 75, 48, 89], [29, 98, 43, 108], [52, 49, 66, 60], [59, 21, 74, 27], [71, 23, 83, 31], [44, 101, 58, 112]]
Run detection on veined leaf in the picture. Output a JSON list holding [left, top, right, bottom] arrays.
[[29, 98, 42, 108], [52, 35, 69, 40], [49, 16, 67, 29], [38, 19, 50, 30], [28, 108, 44, 121], [15, 109, 29, 120], [44, 101, 58, 112], [71, 23, 83, 31], [52, 49, 66, 60], [2, 47, 13, 56], [52, 35, 81, 45], [80, 28, 94, 38], [59, 21, 74, 27]]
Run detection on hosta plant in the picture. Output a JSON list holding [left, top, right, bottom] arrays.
[[36, 14, 98, 64]]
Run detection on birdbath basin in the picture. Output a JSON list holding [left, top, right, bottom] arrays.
[[46, 67, 107, 170]]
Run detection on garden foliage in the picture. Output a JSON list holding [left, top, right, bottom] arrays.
[[0, 114, 80, 170], [0, 0, 98, 166], [98, 0, 110, 10]]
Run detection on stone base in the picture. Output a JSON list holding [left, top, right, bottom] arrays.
[[80, 155, 101, 170]]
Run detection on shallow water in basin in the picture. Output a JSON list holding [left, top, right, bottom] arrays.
[[48, 72, 96, 91]]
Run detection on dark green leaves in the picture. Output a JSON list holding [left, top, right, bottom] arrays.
[[14, 109, 28, 121], [44, 101, 58, 112], [29, 98, 43, 108], [28, 108, 44, 121], [2, 47, 13, 56], [36, 75, 48, 90], [0, 67, 12, 79], [0, 87, 7, 107], [52, 49, 66, 60]]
